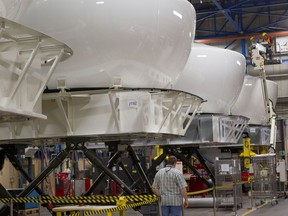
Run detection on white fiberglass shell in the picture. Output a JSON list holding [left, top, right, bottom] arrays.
[[231, 75, 278, 125], [0, 0, 196, 89], [174, 43, 246, 115]]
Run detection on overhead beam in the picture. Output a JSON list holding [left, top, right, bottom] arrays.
[[210, 0, 242, 33], [195, 30, 288, 43], [195, 1, 288, 15]]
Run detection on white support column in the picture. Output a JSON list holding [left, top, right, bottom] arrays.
[[108, 91, 121, 133], [5, 41, 41, 106], [56, 97, 73, 135]]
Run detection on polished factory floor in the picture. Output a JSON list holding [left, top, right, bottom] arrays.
[[37, 193, 288, 216], [184, 194, 287, 216]]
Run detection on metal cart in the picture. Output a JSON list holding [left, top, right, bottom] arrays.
[[215, 158, 243, 211], [251, 154, 278, 206]]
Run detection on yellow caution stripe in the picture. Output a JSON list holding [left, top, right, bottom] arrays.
[[0, 194, 158, 204], [187, 181, 248, 196], [0, 182, 250, 204], [69, 197, 159, 216], [187, 188, 213, 196]]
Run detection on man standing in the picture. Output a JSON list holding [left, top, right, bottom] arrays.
[[154, 156, 188, 216], [261, 32, 273, 60]]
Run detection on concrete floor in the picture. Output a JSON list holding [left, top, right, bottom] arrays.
[[182, 195, 287, 216], [244, 198, 288, 216], [35, 194, 287, 216]]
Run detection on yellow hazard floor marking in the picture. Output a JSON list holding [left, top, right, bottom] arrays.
[[242, 202, 268, 216]]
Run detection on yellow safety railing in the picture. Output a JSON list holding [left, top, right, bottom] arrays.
[[1, 182, 252, 215]]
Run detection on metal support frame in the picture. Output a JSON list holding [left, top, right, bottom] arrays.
[[241, 39, 247, 57], [194, 0, 288, 40], [4, 149, 52, 214], [210, 0, 242, 33], [84, 144, 154, 196], [259, 68, 277, 148], [0, 17, 72, 121], [28, 157, 33, 178], [172, 114, 248, 145], [108, 91, 120, 133], [131, 151, 168, 190], [194, 149, 215, 183], [219, 116, 248, 143], [0, 144, 72, 215], [127, 145, 153, 194], [0, 89, 202, 143], [171, 150, 212, 188], [80, 145, 135, 195], [132, 147, 213, 189], [5, 41, 41, 106], [84, 151, 122, 196], [118, 161, 134, 184], [157, 92, 201, 134], [146, 151, 169, 184], [1, 142, 161, 214], [55, 97, 73, 135], [5, 150, 46, 197], [19, 145, 71, 198], [270, 105, 277, 148], [260, 69, 270, 124], [0, 183, 13, 199], [0, 184, 16, 216]]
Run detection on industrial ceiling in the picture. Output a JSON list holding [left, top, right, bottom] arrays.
[[190, 0, 288, 39]]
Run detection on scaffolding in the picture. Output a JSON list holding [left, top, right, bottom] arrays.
[[251, 154, 278, 206]]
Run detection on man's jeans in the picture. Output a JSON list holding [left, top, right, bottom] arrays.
[[161, 205, 182, 216]]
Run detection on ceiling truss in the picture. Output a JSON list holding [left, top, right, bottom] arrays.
[[189, 0, 288, 39]]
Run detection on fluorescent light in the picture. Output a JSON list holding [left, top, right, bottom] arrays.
[[173, 10, 182, 19], [197, 54, 207, 58], [96, 1, 104, 4]]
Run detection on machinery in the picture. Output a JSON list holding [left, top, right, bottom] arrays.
[[0, 0, 202, 215], [0, 1, 281, 215], [232, 43, 279, 192]]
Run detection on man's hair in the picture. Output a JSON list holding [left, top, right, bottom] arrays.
[[167, 156, 177, 165]]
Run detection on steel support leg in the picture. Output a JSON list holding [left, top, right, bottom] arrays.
[[0, 145, 71, 215], [18, 145, 72, 198], [0, 183, 13, 199], [131, 151, 167, 190], [5, 151, 46, 196], [147, 151, 168, 182], [127, 145, 153, 194], [118, 161, 134, 183], [5, 151, 52, 213], [81, 146, 135, 195], [0, 184, 17, 216], [171, 150, 212, 187], [84, 151, 122, 196], [194, 148, 215, 183]]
